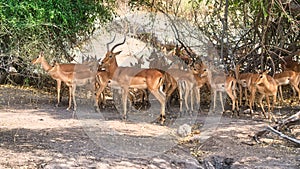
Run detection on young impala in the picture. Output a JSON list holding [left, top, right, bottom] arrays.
[[48, 62, 98, 116], [167, 65, 201, 113], [100, 36, 167, 124], [252, 70, 278, 122], [95, 69, 110, 108], [235, 65, 260, 107], [192, 64, 210, 110], [274, 70, 300, 102], [32, 52, 93, 107], [199, 62, 239, 115]]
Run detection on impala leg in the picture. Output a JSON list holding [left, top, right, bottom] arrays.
[[258, 94, 267, 119], [194, 87, 200, 111], [184, 82, 191, 113], [245, 88, 249, 106], [190, 86, 194, 113], [234, 89, 239, 115], [233, 85, 239, 111], [265, 95, 274, 122], [72, 85, 77, 111], [95, 88, 101, 110], [72, 85, 77, 118], [249, 87, 256, 118], [290, 81, 300, 102], [166, 80, 177, 112], [213, 90, 217, 112], [150, 90, 166, 125], [67, 86, 72, 111], [95, 84, 106, 111], [219, 92, 224, 112], [239, 83, 242, 106], [178, 82, 183, 113], [226, 89, 236, 116], [122, 88, 129, 120], [56, 80, 62, 107], [279, 86, 284, 102], [271, 95, 277, 122]]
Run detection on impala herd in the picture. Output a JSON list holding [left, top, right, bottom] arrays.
[[32, 36, 300, 124]]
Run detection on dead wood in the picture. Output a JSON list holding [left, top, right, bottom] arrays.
[[253, 111, 300, 144]]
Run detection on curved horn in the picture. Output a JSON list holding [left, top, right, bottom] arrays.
[[111, 35, 126, 52], [106, 34, 116, 51]]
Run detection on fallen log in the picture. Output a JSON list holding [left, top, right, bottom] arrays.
[[266, 126, 300, 145], [253, 111, 300, 145]]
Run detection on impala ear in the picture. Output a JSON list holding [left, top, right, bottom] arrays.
[[265, 69, 271, 74], [254, 69, 260, 74], [115, 51, 122, 55]]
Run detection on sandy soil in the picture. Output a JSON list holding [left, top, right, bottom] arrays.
[[0, 85, 299, 169]]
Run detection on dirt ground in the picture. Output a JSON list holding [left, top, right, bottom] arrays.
[[0, 85, 299, 169]]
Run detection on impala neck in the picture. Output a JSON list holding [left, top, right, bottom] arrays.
[[106, 58, 119, 79], [207, 69, 213, 86], [40, 57, 53, 72]]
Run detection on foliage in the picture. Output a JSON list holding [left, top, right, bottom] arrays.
[[129, 0, 300, 73], [0, 0, 115, 61]]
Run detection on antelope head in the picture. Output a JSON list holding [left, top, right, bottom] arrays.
[[189, 61, 203, 74], [101, 35, 126, 68], [32, 51, 44, 64], [176, 38, 196, 65], [255, 70, 270, 85], [198, 62, 209, 77]]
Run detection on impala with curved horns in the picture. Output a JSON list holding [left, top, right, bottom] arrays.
[[100, 35, 167, 124]]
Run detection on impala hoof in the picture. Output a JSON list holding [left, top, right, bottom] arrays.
[[72, 110, 76, 119], [159, 114, 166, 125], [122, 114, 128, 121], [189, 110, 194, 116], [94, 106, 100, 113]]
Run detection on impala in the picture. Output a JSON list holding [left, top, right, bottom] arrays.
[[161, 71, 178, 111], [199, 62, 239, 115], [95, 70, 110, 108], [274, 70, 300, 102], [193, 68, 210, 109], [48, 62, 97, 115], [100, 36, 167, 124], [281, 55, 300, 72], [235, 65, 260, 107], [32, 51, 92, 106], [167, 64, 201, 113], [252, 70, 278, 122]]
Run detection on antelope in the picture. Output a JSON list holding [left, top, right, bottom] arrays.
[[164, 39, 202, 113], [252, 70, 278, 122], [167, 65, 201, 113], [193, 69, 210, 109], [274, 70, 300, 102], [95, 70, 110, 108], [100, 36, 167, 124], [160, 71, 178, 111], [235, 67, 262, 117], [32, 51, 92, 106], [48, 62, 97, 114], [199, 62, 239, 115], [281, 55, 300, 72], [235, 65, 260, 107]]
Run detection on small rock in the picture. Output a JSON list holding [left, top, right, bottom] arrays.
[[177, 124, 192, 137]]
